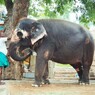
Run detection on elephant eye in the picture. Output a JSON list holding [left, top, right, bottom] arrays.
[[35, 28, 39, 32]]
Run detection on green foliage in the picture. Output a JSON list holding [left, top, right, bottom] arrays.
[[80, 0, 95, 24], [44, 0, 51, 4], [0, 0, 5, 4], [29, 0, 74, 19], [29, 0, 58, 18], [55, 0, 73, 15]]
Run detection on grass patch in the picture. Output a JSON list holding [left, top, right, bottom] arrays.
[[55, 63, 71, 68]]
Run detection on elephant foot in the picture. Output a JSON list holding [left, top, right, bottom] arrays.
[[79, 82, 89, 85], [42, 79, 50, 84], [78, 80, 89, 85], [32, 82, 42, 87], [32, 79, 50, 87]]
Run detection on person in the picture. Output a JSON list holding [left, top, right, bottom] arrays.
[[0, 32, 10, 85]]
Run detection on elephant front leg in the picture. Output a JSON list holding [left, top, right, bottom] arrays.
[[32, 58, 48, 87], [32, 44, 54, 87], [42, 63, 50, 84]]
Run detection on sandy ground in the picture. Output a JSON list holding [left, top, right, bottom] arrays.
[[0, 79, 95, 95]]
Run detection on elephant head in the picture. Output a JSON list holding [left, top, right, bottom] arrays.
[[9, 18, 47, 61]]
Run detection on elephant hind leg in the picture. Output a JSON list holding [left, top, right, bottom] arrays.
[[71, 63, 83, 83], [81, 42, 94, 84]]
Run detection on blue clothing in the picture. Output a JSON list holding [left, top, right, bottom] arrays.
[[0, 52, 9, 68], [0, 26, 4, 31]]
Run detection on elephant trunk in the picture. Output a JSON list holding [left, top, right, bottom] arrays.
[[9, 42, 32, 61]]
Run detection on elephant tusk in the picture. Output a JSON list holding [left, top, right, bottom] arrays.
[[9, 57, 15, 63]]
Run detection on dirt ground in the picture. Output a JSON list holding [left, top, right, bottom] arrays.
[[0, 79, 95, 95]]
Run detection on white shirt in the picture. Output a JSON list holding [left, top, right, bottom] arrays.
[[0, 37, 8, 55]]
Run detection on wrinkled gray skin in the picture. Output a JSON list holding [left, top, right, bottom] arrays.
[[9, 18, 94, 87]]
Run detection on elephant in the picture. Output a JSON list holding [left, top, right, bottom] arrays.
[[9, 18, 94, 87]]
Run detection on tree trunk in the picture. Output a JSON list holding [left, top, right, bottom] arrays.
[[12, 0, 29, 29], [2, 59, 23, 80], [2, 0, 30, 80], [4, 0, 13, 37]]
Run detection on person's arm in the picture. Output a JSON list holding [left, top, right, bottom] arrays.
[[0, 37, 8, 42]]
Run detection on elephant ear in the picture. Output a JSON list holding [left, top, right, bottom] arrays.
[[9, 41, 32, 61], [30, 22, 47, 45]]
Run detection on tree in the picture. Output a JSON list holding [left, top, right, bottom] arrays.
[[12, 0, 29, 29], [29, 0, 73, 18], [4, 0, 13, 37], [0, 0, 30, 80], [80, 0, 95, 24], [0, 0, 29, 37], [29, 0, 95, 25]]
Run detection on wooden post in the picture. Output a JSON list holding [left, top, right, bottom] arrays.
[[48, 61, 55, 79], [29, 55, 36, 73]]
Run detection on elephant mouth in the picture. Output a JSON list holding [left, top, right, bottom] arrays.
[[16, 47, 32, 58]]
